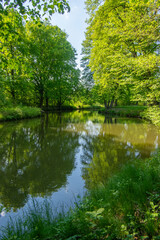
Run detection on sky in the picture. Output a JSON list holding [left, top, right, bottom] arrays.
[[51, 0, 87, 68]]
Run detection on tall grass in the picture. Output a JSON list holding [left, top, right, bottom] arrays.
[[1, 153, 160, 240], [0, 106, 42, 121]]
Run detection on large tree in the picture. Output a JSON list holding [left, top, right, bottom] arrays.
[[26, 21, 80, 108], [80, 0, 101, 106], [0, 10, 29, 103], [83, 0, 160, 108]]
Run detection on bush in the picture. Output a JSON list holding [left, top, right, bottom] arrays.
[[141, 106, 160, 127], [0, 106, 41, 121]]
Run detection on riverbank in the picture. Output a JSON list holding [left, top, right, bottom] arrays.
[[42, 105, 101, 112], [99, 105, 146, 118], [99, 105, 160, 127], [2, 152, 160, 240], [0, 106, 42, 121]]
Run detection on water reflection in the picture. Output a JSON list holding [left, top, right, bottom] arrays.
[[0, 116, 79, 210], [80, 121, 160, 188], [0, 111, 159, 218]]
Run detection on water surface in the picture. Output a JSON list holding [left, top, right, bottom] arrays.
[[0, 111, 160, 227]]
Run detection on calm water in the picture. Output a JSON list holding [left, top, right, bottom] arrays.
[[0, 111, 160, 228]]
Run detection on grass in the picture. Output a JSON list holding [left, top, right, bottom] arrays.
[[0, 106, 42, 121], [77, 105, 102, 110], [1, 152, 160, 240], [99, 105, 147, 118]]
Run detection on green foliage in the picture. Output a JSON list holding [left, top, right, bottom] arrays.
[[0, 0, 70, 18], [0, 10, 80, 110], [0, 106, 41, 121], [141, 106, 160, 127], [25, 20, 80, 108], [2, 153, 160, 239], [0, 10, 28, 103], [0, 73, 6, 107], [82, 0, 160, 108]]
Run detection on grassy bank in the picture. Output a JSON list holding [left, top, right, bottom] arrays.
[[99, 105, 160, 127], [99, 105, 146, 118], [0, 106, 42, 121], [2, 152, 160, 240]]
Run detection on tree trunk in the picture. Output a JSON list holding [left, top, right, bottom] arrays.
[[39, 91, 44, 108], [10, 69, 16, 101], [57, 97, 62, 110], [46, 96, 49, 109], [104, 100, 107, 111], [114, 99, 118, 107], [109, 100, 114, 108], [10, 44, 16, 101]]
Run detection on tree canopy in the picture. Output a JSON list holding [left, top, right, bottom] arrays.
[[0, 9, 80, 108], [81, 0, 160, 108], [0, 0, 70, 17]]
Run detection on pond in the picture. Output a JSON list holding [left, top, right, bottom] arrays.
[[0, 111, 160, 229]]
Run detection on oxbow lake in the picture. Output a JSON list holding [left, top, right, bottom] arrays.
[[0, 111, 160, 229]]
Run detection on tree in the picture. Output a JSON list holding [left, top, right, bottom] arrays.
[[84, 0, 160, 107], [0, 0, 70, 18], [81, 33, 94, 103], [0, 69, 6, 106], [0, 10, 29, 103], [26, 21, 80, 108]]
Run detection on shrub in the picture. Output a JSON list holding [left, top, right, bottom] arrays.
[[0, 106, 41, 121], [141, 106, 160, 127]]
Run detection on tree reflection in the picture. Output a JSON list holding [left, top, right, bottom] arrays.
[[81, 135, 136, 189], [81, 120, 160, 189], [0, 117, 79, 210], [0, 112, 159, 210]]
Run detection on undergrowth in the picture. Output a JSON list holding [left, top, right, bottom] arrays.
[[141, 106, 160, 127], [0, 106, 42, 121]]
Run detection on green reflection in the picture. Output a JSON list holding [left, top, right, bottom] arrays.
[[81, 121, 160, 189], [0, 114, 80, 210], [0, 111, 159, 212]]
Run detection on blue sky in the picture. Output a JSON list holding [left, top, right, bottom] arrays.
[[51, 0, 87, 68]]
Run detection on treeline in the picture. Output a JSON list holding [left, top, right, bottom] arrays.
[[80, 0, 160, 109], [0, 9, 80, 109], [1, 0, 160, 113]]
